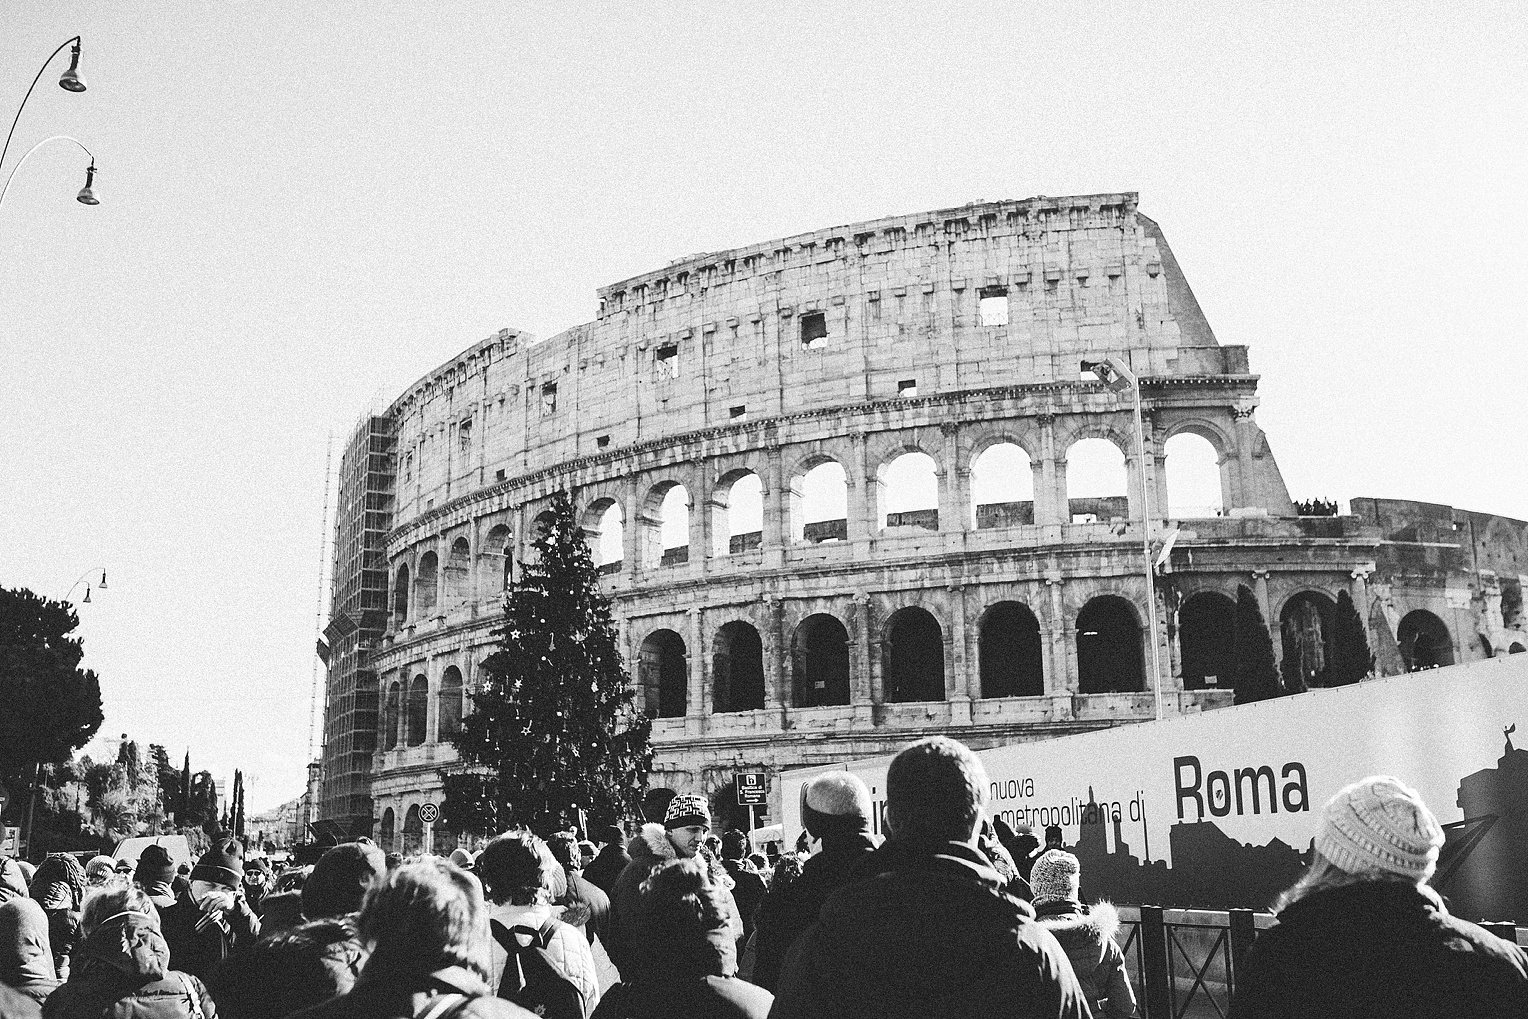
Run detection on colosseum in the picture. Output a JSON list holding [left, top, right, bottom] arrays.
[[316, 192, 1528, 851]]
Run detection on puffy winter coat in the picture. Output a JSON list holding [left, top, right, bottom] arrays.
[[487, 901, 600, 1017], [206, 916, 367, 1019], [604, 826, 742, 979], [288, 964, 537, 1019], [1230, 881, 1528, 1019], [0, 898, 59, 1005], [590, 906, 771, 1019], [769, 837, 1089, 1019], [42, 910, 217, 1019], [749, 832, 876, 992], [1034, 900, 1137, 1017]]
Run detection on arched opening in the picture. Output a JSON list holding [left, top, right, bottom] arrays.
[[712, 621, 765, 713], [642, 483, 691, 568], [1179, 591, 1237, 690], [877, 451, 939, 531], [402, 805, 423, 855], [1064, 437, 1129, 522], [438, 666, 464, 740], [414, 551, 439, 616], [711, 470, 764, 556], [639, 629, 687, 717], [478, 524, 511, 596], [445, 538, 471, 605], [392, 565, 410, 629], [790, 459, 849, 544], [384, 680, 402, 750], [1280, 592, 1335, 690], [1076, 596, 1144, 693], [971, 443, 1035, 529], [582, 498, 625, 574], [978, 602, 1043, 697], [379, 808, 395, 850], [883, 606, 945, 703], [1511, 642, 1527, 654], [791, 613, 851, 707], [1164, 432, 1223, 519], [1399, 610, 1455, 671], [522, 511, 557, 568], [406, 674, 429, 746]]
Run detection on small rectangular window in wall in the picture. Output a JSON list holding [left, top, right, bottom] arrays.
[[495, 469, 506, 482], [729, 405, 746, 420], [800, 311, 828, 349], [596, 434, 611, 448], [656, 342, 679, 378], [540, 382, 557, 415], [979, 286, 1010, 326], [898, 379, 918, 397], [458, 419, 472, 454]]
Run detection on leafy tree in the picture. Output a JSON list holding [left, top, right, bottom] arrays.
[[445, 491, 653, 836], [1232, 584, 1283, 704], [0, 588, 105, 848], [1327, 590, 1374, 686]]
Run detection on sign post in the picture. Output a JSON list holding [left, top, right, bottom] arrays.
[[736, 772, 767, 842]]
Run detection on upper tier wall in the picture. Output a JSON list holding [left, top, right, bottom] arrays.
[[386, 194, 1242, 522]]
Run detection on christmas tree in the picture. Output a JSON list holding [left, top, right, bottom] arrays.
[[1232, 584, 1283, 704], [445, 490, 653, 836], [1327, 589, 1373, 686]]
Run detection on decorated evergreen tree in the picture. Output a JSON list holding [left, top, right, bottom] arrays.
[[1232, 584, 1283, 704], [445, 490, 653, 836], [1327, 589, 1374, 686]]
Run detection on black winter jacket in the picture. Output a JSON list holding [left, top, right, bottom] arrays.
[[1230, 881, 1528, 1019], [582, 846, 630, 901], [748, 832, 876, 992], [42, 911, 216, 1019], [289, 965, 536, 1019], [604, 826, 741, 979], [768, 838, 1089, 1019], [159, 890, 260, 982], [1034, 900, 1137, 1017]]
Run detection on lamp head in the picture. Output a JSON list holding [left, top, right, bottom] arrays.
[[58, 40, 86, 93], [82, 585, 91, 604], [98, 570, 107, 589], [76, 163, 98, 205]]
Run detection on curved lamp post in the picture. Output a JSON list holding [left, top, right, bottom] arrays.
[[0, 36, 97, 209], [1083, 357, 1165, 721], [63, 565, 109, 606]]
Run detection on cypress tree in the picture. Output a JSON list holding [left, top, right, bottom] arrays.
[[445, 490, 653, 836], [179, 752, 191, 822], [1232, 584, 1283, 704], [1328, 589, 1373, 686]]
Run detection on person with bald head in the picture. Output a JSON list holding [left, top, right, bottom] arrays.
[[749, 771, 879, 991]]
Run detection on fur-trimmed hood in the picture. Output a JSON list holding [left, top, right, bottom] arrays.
[[1034, 900, 1120, 946], [628, 824, 734, 890]]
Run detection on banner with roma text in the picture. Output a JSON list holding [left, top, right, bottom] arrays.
[[781, 654, 1528, 921]]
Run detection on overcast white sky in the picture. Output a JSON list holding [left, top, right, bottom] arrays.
[[3, 3, 1524, 811]]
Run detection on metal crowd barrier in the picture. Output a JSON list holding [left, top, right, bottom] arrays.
[[1113, 905, 1522, 1019]]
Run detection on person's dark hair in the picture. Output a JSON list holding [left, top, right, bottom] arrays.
[[747, 852, 768, 873], [641, 788, 678, 823], [357, 859, 490, 983], [474, 831, 551, 906], [885, 736, 989, 842], [769, 853, 806, 897], [594, 824, 624, 847], [637, 858, 735, 979], [719, 830, 748, 861], [28, 853, 86, 907], [303, 843, 387, 920], [208, 917, 365, 1019], [1044, 824, 1063, 846], [545, 833, 581, 875]]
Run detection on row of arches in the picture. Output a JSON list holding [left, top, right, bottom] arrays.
[[637, 596, 1151, 716], [376, 805, 460, 855], [381, 666, 465, 750]]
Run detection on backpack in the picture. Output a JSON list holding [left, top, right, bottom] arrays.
[[490, 918, 586, 1019]]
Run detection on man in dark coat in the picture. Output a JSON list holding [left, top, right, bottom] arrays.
[[770, 737, 1088, 1019], [159, 838, 261, 980], [581, 826, 629, 900], [717, 831, 766, 947], [750, 772, 878, 992]]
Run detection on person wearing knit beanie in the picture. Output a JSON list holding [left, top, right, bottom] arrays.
[[191, 839, 245, 891], [133, 845, 179, 909], [84, 856, 115, 887], [159, 838, 261, 980], [662, 794, 712, 858], [1234, 775, 1528, 1018], [800, 772, 873, 842], [1314, 775, 1444, 880], [1029, 850, 1082, 906]]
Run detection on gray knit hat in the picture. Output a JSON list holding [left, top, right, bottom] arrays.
[[1029, 849, 1081, 905], [663, 793, 711, 831], [1315, 776, 1443, 880]]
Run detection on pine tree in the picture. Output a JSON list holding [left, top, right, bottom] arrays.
[[1327, 589, 1373, 686], [446, 490, 653, 836], [1232, 584, 1283, 704], [179, 752, 191, 823], [149, 744, 178, 817], [232, 770, 245, 837]]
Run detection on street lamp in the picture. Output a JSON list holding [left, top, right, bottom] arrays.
[[63, 566, 108, 606], [1082, 357, 1165, 721], [0, 36, 98, 209]]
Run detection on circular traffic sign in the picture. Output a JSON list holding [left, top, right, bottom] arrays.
[[419, 802, 439, 824]]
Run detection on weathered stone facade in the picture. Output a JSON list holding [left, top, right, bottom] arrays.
[[323, 194, 1528, 850]]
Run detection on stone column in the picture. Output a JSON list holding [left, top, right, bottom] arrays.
[[1036, 414, 1061, 524], [762, 446, 786, 569], [852, 432, 876, 541], [1252, 569, 1272, 628], [1227, 404, 1259, 510], [1350, 563, 1375, 619], [939, 423, 967, 532], [623, 478, 641, 582], [1043, 572, 1074, 719], [949, 586, 972, 723], [765, 597, 787, 712], [687, 606, 705, 735], [687, 462, 707, 579]]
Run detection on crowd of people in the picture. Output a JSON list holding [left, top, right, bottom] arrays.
[[3, 736, 1526, 1018]]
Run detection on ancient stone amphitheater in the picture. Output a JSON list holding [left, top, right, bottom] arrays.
[[317, 193, 1528, 849]]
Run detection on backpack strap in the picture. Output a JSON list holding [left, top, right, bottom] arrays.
[[177, 973, 206, 1019], [416, 992, 470, 1019]]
